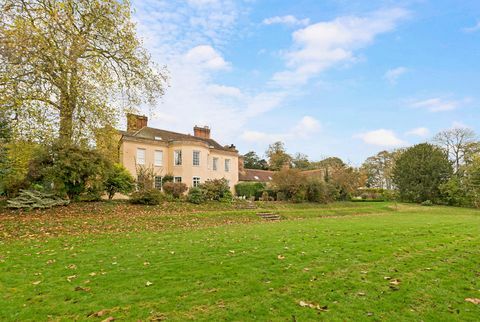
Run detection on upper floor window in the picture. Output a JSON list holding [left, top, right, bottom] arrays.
[[213, 157, 218, 171], [136, 148, 145, 165], [225, 159, 231, 172], [174, 176, 182, 183], [174, 150, 182, 166], [154, 150, 163, 166], [193, 151, 200, 166], [193, 177, 200, 187]]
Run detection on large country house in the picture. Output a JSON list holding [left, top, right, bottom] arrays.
[[119, 114, 239, 191]]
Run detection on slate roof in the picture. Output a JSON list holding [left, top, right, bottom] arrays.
[[121, 127, 236, 152], [239, 169, 275, 182]]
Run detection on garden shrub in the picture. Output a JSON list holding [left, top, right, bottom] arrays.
[[235, 182, 264, 198], [200, 179, 231, 201], [129, 189, 164, 205], [187, 187, 205, 204], [421, 200, 433, 206], [104, 163, 135, 199], [219, 190, 233, 203], [163, 182, 188, 198], [27, 143, 111, 200], [7, 189, 69, 210]]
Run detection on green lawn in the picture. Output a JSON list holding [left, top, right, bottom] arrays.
[[1, 202, 479, 321]]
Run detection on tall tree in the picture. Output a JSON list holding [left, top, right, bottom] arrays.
[[393, 143, 452, 203], [292, 153, 310, 169], [433, 128, 478, 173], [361, 150, 402, 189], [243, 151, 268, 170], [266, 141, 292, 171], [0, 0, 167, 143]]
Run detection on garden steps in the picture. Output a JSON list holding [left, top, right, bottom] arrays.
[[257, 213, 281, 221]]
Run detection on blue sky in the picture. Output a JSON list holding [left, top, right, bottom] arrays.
[[131, 0, 480, 165]]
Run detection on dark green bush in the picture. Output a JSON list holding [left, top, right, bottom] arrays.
[[27, 143, 111, 200], [187, 187, 205, 204], [235, 182, 265, 198], [130, 189, 164, 205], [104, 163, 135, 199]]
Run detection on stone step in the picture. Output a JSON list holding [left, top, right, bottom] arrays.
[[257, 213, 281, 220]]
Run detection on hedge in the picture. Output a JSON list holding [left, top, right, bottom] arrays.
[[235, 182, 265, 198]]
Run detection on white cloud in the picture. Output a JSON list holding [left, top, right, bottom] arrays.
[[384, 66, 408, 84], [464, 21, 480, 33], [410, 97, 468, 112], [207, 84, 243, 98], [355, 129, 407, 147], [406, 127, 429, 137], [241, 116, 321, 143], [263, 15, 310, 27], [184, 45, 230, 70], [272, 8, 410, 86]]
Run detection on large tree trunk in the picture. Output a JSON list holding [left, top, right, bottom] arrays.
[[59, 107, 73, 142]]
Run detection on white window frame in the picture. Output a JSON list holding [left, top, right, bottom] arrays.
[[193, 176, 201, 187], [225, 159, 230, 172], [213, 157, 218, 171], [174, 150, 182, 166], [154, 150, 163, 166], [193, 150, 200, 166], [154, 176, 163, 190], [136, 148, 146, 165], [174, 176, 182, 183]]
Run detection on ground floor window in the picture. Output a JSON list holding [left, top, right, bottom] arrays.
[[154, 176, 163, 190], [193, 177, 200, 187], [174, 176, 182, 183]]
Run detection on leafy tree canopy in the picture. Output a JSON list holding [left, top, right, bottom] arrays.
[[266, 141, 292, 171], [243, 151, 268, 170], [0, 0, 167, 143], [393, 143, 453, 203]]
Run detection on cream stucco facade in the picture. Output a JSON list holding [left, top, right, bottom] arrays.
[[119, 132, 239, 191]]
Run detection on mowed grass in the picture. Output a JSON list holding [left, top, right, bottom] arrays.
[[0, 202, 479, 321]]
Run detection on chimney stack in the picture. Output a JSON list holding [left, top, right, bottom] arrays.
[[193, 126, 211, 139], [127, 113, 148, 132]]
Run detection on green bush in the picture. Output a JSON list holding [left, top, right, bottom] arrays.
[[163, 182, 188, 199], [305, 179, 335, 203], [421, 200, 433, 206], [235, 182, 265, 198], [104, 163, 135, 199], [187, 187, 205, 204], [27, 143, 111, 200], [200, 179, 231, 201], [220, 190, 233, 203], [7, 189, 69, 210], [129, 189, 164, 205]]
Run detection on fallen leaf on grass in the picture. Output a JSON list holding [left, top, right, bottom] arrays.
[[32, 280, 42, 285], [67, 264, 77, 270], [67, 275, 77, 282], [277, 255, 285, 260], [88, 309, 109, 317], [299, 300, 328, 311], [74, 286, 91, 292], [465, 298, 480, 305], [357, 292, 366, 296], [143, 261, 150, 266], [389, 279, 401, 286], [145, 281, 153, 287], [89, 272, 97, 277], [101, 317, 115, 322]]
